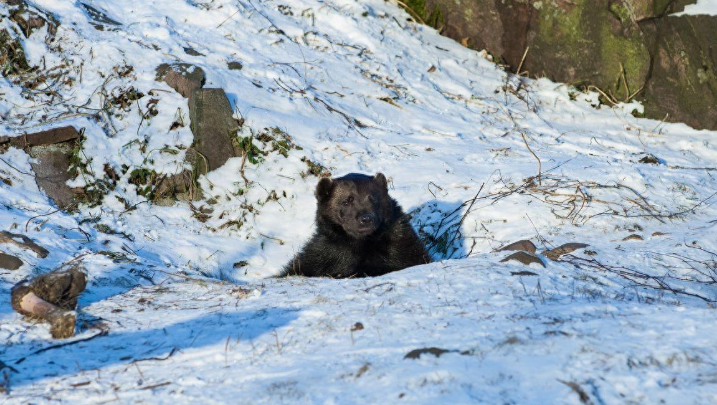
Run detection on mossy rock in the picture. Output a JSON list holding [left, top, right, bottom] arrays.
[[643, 15, 717, 130], [527, 0, 651, 102], [412, 0, 651, 101]]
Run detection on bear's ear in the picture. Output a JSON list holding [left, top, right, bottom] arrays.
[[315, 177, 334, 202], [374, 173, 388, 190]]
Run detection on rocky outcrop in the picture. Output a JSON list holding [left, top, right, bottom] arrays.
[[411, 0, 717, 130], [643, 15, 717, 130], [188, 88, 241, 173], [1, 126, 82, 210], [151, 70, 241, 204]]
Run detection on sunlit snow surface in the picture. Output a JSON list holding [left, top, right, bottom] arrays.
[[677, 0, 717, 16], [1, 0, 717, 403]]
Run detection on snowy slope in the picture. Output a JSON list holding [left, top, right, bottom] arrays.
[[1, 0, 717, 403], [678, 0, 717, 15]]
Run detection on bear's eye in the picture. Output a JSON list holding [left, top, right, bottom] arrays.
[[342, 196, 354, 206]]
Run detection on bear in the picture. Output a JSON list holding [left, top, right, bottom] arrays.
[[280, 172, 431, 278]]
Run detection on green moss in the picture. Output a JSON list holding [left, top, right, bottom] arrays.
[[532, 0, 650, 101], [402, 0, 443, 29], [0, 29, 31, 76], [608, 2, 630, 23]]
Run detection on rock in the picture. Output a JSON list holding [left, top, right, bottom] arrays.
[[188, 88, 240, 174], [529, 0, 652, 102], [29, 143, 77, 210], [418, 0, 651, 101], [0, 125, 79, 148], [0, 253, 22, 270], [227, 61, 243, 70], [155, 63, 205, 99], [544, 243, 589, 261], [627, 0, 693, 21], [408, 0, 716, 130], [498, 239, 537, 254], [500, 251, 545, 268], [1, 126, 81, 210], [622, 234, 643, 241], [643, 15, 717, 130], [152, 168, 202, 206]]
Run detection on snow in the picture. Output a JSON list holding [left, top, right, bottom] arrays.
[[676, 0, 717, 16], [1, 0, 717, 403]]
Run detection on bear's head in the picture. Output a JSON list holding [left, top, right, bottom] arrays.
[[315, 173, 392, 239]]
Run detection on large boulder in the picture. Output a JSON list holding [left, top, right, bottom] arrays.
[[188, 88, 240, 173], [411, 0, 717, 130], [29, 143, 77, 210], [419, 0, 652, 101], [643, 15, 717, 130]]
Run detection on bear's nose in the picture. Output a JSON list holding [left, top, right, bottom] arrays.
[[359, 214, 374, 226]]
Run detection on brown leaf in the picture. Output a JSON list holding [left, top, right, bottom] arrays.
[[544, 243, 589, 261], [498, 240, 537, 254], [500, 251, 545, 267]]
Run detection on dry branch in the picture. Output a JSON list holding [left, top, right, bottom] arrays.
[[0, 231, 49, 258]]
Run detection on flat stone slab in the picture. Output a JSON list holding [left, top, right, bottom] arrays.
[[156, 63, 205, 99], [2, 126, 81, 210], [189, 88, 240, 173], [0, 125, 79, 148], [29, 143, 76, 210]]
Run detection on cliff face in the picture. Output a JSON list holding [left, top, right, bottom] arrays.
[[409, 0, 717, 130]]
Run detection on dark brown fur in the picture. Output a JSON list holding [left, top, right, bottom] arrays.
[[280, 173, 431, 278]]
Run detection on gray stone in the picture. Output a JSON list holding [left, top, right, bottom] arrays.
[[29, 143, 76, 210], [643, 15, 717, 130], [188, 88, 240, 174], [0, 253, 22, 270], [406, 0, 717, 130], [227, 61, 243, 70], [156, 63, 205, 99]]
